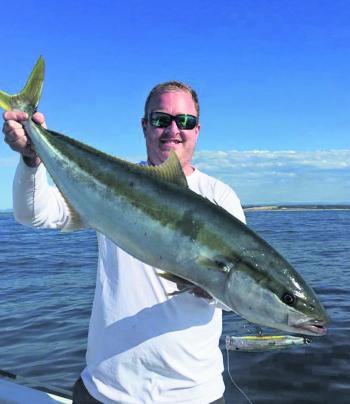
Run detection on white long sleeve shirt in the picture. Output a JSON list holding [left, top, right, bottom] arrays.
[[13, 157, 246, 404]]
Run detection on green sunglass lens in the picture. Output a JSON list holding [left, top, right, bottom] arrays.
[[151, 113, 172, 127], [177, 115, 196, 129]]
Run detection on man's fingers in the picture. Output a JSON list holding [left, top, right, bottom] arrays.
[[2, 120, 33, 156], [4, 130, 26, 144], [5, 136, 36, 157], [3, 119, 25, 134], [4, 132, 27, 147], [3, 111, 28, 121], [32, 112, 46, 126], [3, 121, 26, 142], [33, 113, 47, 129], [2, 111, 47, 128], [2, 111, 42, 163]]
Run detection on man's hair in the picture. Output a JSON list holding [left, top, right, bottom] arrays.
[[144, 81, 200, 119]]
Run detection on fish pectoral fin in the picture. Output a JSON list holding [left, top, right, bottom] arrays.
[[157, 271, 191, 286], [140, 151, 188, 188], [157, 271, 196, 295], [197, 255, 233, 273], [167, 286, 195, 296]]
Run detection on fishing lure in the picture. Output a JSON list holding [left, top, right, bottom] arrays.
[[224, 334, 312, 403], [225, 334, 311, 352]]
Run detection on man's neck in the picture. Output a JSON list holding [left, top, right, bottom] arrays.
[[182, 164, 195, 176]]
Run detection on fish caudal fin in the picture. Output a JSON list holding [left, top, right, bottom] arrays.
[[0, 91, 12, 112], [0, 56, 45, 115]]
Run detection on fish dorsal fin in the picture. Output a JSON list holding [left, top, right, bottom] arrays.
[[140, 151, 188, 188]]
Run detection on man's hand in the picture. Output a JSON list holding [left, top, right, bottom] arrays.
[[2, 111, 46, 167]]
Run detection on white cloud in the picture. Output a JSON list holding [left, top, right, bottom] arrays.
[[194, 150, 350, 171], [193, 150, 350, 204], [1, 149, 349, 207]]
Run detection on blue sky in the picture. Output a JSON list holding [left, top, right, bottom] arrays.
[[0, 0, 349, 209]]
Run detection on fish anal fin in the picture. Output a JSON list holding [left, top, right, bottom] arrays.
[[157, 270, 197, 295], [60, 197, 84, 232]]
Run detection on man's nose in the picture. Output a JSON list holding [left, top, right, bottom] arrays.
[[165, 119, 180, 134]]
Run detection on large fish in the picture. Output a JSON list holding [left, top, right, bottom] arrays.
[[0, 57, 329, 336]]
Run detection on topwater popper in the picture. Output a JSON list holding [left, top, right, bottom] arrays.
[[0, 57, 329, 336]]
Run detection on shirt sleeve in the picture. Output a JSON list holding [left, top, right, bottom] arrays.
[[13, 157, 71, 229]]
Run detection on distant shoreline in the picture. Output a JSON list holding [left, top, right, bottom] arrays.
[[2, 204, 350, 214], [243, 204, 350, 212]]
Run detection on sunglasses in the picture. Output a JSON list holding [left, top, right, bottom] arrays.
[[149, 111, 197, 130]]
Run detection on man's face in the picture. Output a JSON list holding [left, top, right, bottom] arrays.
[[142, 90, 200, 174]]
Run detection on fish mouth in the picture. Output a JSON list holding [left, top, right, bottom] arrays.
[[293, 321, 328, 336]]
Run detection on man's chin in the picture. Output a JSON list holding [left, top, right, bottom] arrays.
[[160, 149, 180, 160], [148, 149, 182, 166]]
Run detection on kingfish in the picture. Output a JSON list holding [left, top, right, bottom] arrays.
[[0, 57, 329, 336]]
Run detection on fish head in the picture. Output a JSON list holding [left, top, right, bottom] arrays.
[[224, 252, 329, 336]]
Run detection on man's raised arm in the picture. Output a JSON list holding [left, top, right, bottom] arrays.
[[3, 111, 71, 229]]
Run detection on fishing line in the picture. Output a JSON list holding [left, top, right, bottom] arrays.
[[225, 345, 253, 404]]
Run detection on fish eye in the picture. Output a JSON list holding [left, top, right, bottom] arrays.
[[282, 292, 295, 306]]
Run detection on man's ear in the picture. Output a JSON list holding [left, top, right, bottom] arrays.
[[141, 118, 147, 137]]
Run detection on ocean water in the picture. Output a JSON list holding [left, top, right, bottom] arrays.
[[0, 210, 349, 403]]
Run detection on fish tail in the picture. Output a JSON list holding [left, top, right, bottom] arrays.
[[0, 56, 45, 115]]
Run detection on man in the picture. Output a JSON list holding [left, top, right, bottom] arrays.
[[3, 81, 245, 403]]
